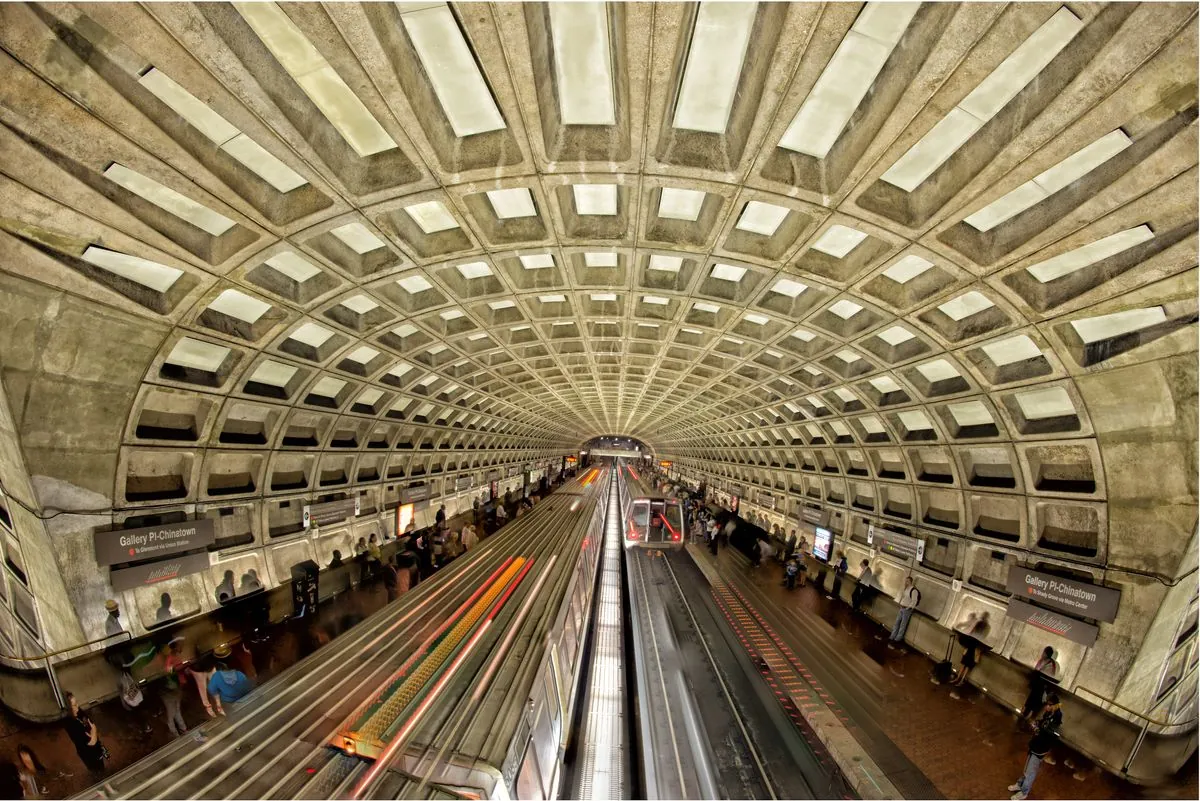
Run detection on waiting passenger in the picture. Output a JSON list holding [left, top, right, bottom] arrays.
[[1009, 693, 1062, 800], [783, 558, 800, 590], [851, 561, 874, 613], [381, 555, 399, 601], [329, 550, 344, 569], [461, 525, 478, 552], [15, 744, 47, 797], [63, 692, 107, 775], [495, 503, 508, 526], [207, 645, 253, 706], [367, 535, 382, 569], [103, 599, 124, 638], [1020, 646, 1060, 727], [828, 551, 849, 601], [886, 577, 921, 649], [435, 505, 447, 529], [947, 611, 991, 698]]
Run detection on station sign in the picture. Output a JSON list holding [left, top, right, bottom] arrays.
[[759, 492, 776, 510], [659, 460, 672, 468], [507, 465, 519, 477], [455, 475, 474, 491], [1005, 568, 1121, 623], [95, 519, 215, 566], [303, 497, 360, 529], [109, 551, 211, 591], [400, 484, 429, 504], [486, 470, 501, 481], [801, 506, 824, 525], [1006, 597, 1100, 646], [867, 524, 925, 563]]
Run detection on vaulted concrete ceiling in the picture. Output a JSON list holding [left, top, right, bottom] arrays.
[[0, 2, 1196, 575]]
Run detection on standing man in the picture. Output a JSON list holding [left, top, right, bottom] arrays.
[[103, 599, 124, 638], [435, 504, 446, 530], [1020, 646, 1060, 727], [887, 577, 921, 649], [1009, 693, 1062, 800], [828, 551, 849, 601], [851, 560, 874, 613], [161, 640, 189, 737]]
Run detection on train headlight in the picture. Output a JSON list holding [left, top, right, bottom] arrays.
[[343, 738, 357, 755]]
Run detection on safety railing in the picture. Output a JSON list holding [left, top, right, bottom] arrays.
[[0, 629, 132, 709], [1075, 685, 1193, 774]]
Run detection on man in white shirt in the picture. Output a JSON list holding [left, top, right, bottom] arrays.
[[888, 577, 921, 648], [104, 599, 124, 638]]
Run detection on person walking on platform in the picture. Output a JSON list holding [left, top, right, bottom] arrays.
[[1009, 692, 1062, 800], [851, 560, 873, 613], [161, 640, 189, 737], [461, 524, 478, 552], [886, 577, 921, 649], [207, 645, 253, 707], [435, 505, 447, 530]]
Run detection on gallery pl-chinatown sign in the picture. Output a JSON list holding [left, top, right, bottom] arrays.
[[1005, 568, 1121, 623], [95, 519, 215, 566]]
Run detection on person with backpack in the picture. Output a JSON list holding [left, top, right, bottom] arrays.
[[1020, 646, 1061, 728], [1009, 693, 1063, 800], [783, 558, 800, 590], [887, 576, 921, 649], [851, 560, 874, 612]]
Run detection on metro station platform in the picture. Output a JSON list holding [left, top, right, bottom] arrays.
[[685, 543, 1198, 801]]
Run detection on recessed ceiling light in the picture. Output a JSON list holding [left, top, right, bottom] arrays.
[[876, 325, 915, 346], [917, 359, 960, 383], [860, 415, 886, 434], [881, 7, 1083, 191], [330, 222, 385, 254], [937, 291, 994, 321], [779, 3, 920, 158], [356, 388, 383, 406], [404, 200, 460, 234], [467, 332, 489, 341], [770, 278, 808, 298], [548, 2, 616, 125], [346, 345, 379, 364], [1016, 386, 1076, 420], [249, 360, 298, 387], [1025, 225, 1154, 283], [208, 288, 270, 323], [488, 299, 517, 310], [869, 375, 902, 394], [649, 255, 683, 273], [456, 262, 493, 280], [743, 313, 770, 325], [520, 254, 555, 270], [981, 334, 1042, 366], [812, 224, 868, 258], [234, 2, 397, 156], [165, 337, 230, 372], [642, 295, 669, 306], [948, 400, 993, 427], [289, 322, 334, 348], [735, 200, 790, 236], [710, 263, 747, 282], [341, 294, 378, 314], [103, 164, 236, 237], [965, 130, 1133, 231], [898, 409, 933, 430], [396, 3, 507, 137], [80, 246, 183, 293], [572, 184, 618, 216], [693, 302, 721, 313], [835, 349, 861, 363], [265, 250, 321, 282], [658, 187, 706, 221], [439, 309, 465, 321], [584, 252, 618, 267], [391, 324, 418, 338], [591, 293, 618, 302], [1070, 307, 1167, 344], [397, 274, 434, 294], [828, 299, 864, 319], [539, 294, 566, 303], [882, 254, 934, 284], [426, 344, 447, 355], [673, 1, 758, 134], [791, 328, 816, 341], [487, 187, 537, 219]]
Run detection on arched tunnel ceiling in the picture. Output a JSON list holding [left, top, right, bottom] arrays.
[[0, 2, 1196, 570]]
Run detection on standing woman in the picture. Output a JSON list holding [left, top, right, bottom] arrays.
[[63, 693, 107, 775]]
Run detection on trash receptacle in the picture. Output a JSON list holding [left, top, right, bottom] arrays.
[[291, 560, 320, 619]]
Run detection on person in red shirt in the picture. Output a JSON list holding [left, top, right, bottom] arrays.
[[161, 640, 189, 736]]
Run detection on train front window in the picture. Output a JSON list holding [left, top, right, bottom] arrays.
[[663, 504, 683, 540]]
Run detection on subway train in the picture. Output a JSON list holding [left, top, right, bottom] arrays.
[[619, 462, 685, 549]]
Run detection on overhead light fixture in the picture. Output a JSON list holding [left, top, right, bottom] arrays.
[[870, 375, 902, 393], [584, 252, 618, 267], [439, 309, 464, 320], [486, 187, 537, 219], [265, 250, 321, 282], [165, 337, 230, 372], [249, 359, 298, 387], [341, 294, 379, 314], [1015, 386, 1076, 420], [898, 409, 933, 430], [289, 321, 334, 348], [396, 2, 507, 137], [937, 291, 994, 321], [693, 302, 721, 314], [391, 324, 419, 338], [710, 263, 747, 282], [658, 187, 706, 221], [743, 313, 770, 325], [80, 246, 183, 293], [1070, 307, 1166, 344], [346, 345, 380, 364], [1025, 225, 1153, 283], [828, 299, 864, 319], [917, 359, 960, 382], [404, 200, 460, 234], [139, 68, 308, 192], [881, 7, 1083, 191], [981, 334, 1042, 366], [548, 2, 616, 125], [965, 130, 1133, 231], [882, 254, 934, 284], [520, 254, 555, 270], [456, 262, 493, 280], [572, 184, 618, 216], [948, 400, 993, 427], [103, 164, 235, 237], [791, 328, 816, 341], [672, 2, 758, 133], [488, 299, 516, 310], [735, 201, 790, 236], [330, 222, 385, 254], [876, 325, 915, 346], [812, 224, 868, 258], [591, 292, 618, 302], [397, 275, 434, 294], [208, 289, 270, 323], [234, 2, 398, 157], [357, 388, 383, 406], [779, 2, 920, 158], [642, 295, 669, 306]]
